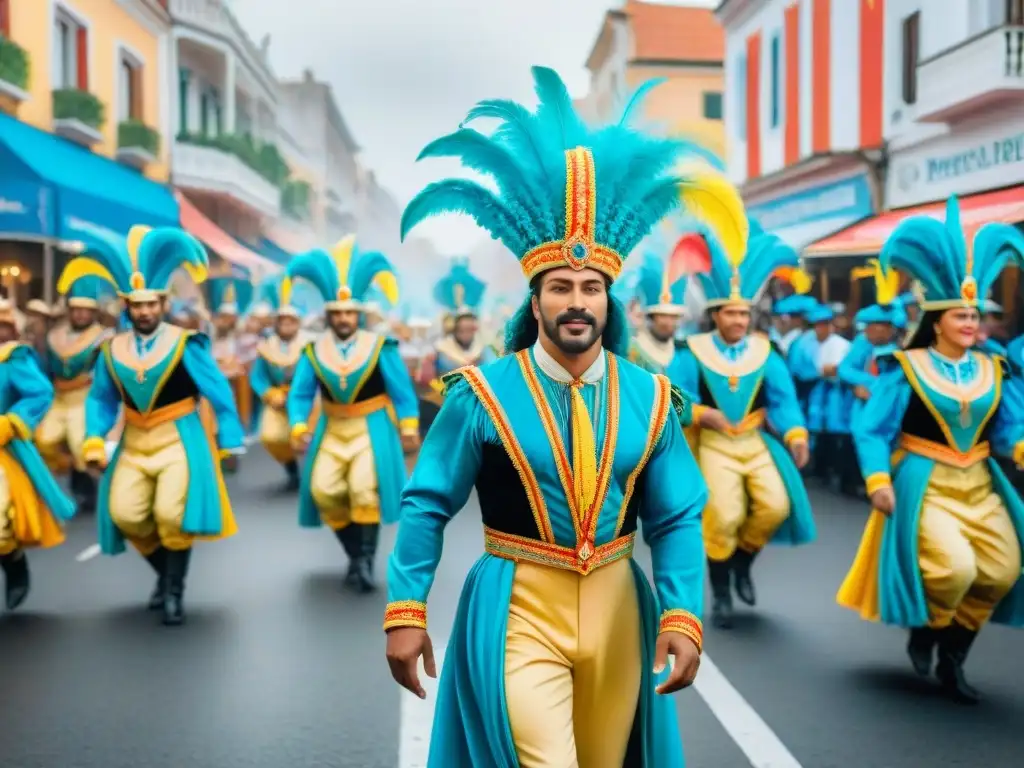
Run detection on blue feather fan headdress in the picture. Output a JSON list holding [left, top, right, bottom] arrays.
[[433, 258, 486, 317], [400, 66, 747, 287], [635, 230, 687, 315], [56, 225, 208, 304], [208, 272, 254, 317], [257, 273, 301, 319], [61, 273, 115, 310], [286, 235, 399, 312], [694, 219, 800, 307], [880, 196, 1024, 311]]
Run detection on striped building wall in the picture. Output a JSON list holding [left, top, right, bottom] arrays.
[[721, 0, 886, 187]]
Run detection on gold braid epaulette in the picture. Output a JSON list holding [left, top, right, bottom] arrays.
[[669, 383, 694, 428], [440, 367, 472, 396]]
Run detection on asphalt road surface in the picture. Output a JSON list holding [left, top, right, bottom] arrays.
[[2, 449, 1023, 767]]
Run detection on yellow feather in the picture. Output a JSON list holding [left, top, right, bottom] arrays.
[[871, 258, 900, 306], [331, 235, 356, 287], [126, 225, 151, 273], [677, 169, 749, 267], [183, 263, 208, 284], [56, 258, 118, 296], [373, 271, 400, 306], [849, 265, 875, 280], [280, 276, 293, 306], [790, 268, 813, 295]]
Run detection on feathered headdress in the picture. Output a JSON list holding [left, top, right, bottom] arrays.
[[56, 226, 208, 303], [880, 196, 1024, 311], [207, 274, 254, 317], [401, 66, 746, 286], [433, 258, 486, 317], [257, 273, 300, 319], [636, 234, 687, 315], [695, 219, 800, 308], [771, 294, 818, 317], [286, 235, 399, 312], [60, 273, 115, 310]]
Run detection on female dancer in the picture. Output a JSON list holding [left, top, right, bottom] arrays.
[[838, 196, 1024, 703]]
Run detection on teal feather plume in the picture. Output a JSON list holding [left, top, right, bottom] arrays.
[[348, 249, 398, 303], [77, 231, 133, 291], [286, 249, 341, 304], [142, 228, 209, 291]]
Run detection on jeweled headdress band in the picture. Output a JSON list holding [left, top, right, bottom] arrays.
[[519, 147, 624, 283]]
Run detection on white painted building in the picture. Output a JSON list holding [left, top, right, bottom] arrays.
[[716, 0, 883, 261]]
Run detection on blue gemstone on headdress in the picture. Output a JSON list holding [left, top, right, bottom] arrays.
[[572, 242, 588, 260]]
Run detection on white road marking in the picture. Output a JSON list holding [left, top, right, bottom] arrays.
[[75, 544, 101, 563], [398, 646, 445, 768], [694, 653, 804, 768]]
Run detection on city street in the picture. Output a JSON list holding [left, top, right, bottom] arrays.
[[2, 448, 1023, 768]]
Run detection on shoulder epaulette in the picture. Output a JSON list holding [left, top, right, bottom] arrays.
[[441, 366, 472, 396], [667, 380, 693, 428]]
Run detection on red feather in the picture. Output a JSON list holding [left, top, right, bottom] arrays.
[[668, 233, 712, 283]]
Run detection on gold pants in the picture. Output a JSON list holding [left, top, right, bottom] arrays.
[[36, 386, 89, 471], [918, 462, 1021, 631], [505, 558, 641, 768], [259, 405, 294, 464], [699, 429, 790, 562], [0, 450, 65, 554], [108, 421, 192, 553], [309, 416, 379, 528]]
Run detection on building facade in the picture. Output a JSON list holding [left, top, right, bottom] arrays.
[[584, 1, 725, 156], [717, 0, 883, 286]]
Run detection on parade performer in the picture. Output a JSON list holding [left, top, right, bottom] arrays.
[[667, 222, 813, 630], [78, 226, 245, 626], [36, 274, 113, 513], [207, 274, 255, 438], [384, 66, 748, 766], [838, 197, 1024, 704], [0, 300, 76, 611], [418, 260, 490, 391], [250, 275, 306, 491], [628, 248, 687, 374], [286, 237, 420, 592]]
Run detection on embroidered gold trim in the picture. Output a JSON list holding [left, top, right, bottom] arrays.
[[256, 335, 305, 368], [106, 327, 191, 414], [904, 348, 993, 404], [434, 335, 485, 368], [313, 330, 378, 379], [899, 434, 990, 468], [322, 394, 394, 420], [109, 324, 185, 382], [124, 398, 196, 429], [516, 350, 620, 548], [864, 472, 892, 495], [484, 526, 635, 576], [383, 600, 427, 631], [46, 322, 106, 362], [615, 373, 672, 535], [461, 366, 554, 543], [686, 332, 772, 379], [659, 609, 704, 654]]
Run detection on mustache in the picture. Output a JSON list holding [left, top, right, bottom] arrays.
[[556, 310, 594, 325]]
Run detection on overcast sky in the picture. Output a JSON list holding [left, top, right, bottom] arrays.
[[233, 0, 718, 256]]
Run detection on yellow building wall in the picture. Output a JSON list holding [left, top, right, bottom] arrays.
[[10, 0, 169, 181], [627, 66, 726, 160]]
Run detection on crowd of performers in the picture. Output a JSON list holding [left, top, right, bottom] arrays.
[[0, 65, 1022, 767]]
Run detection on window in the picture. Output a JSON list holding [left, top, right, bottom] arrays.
[[177, 68, 189, 135], [0, 0, 10, 38], [736, 55, 747, 140], [703, 91, 723, 120], [53, 9, 88, 90], [1009, 0, 1024, 25], [901, 12, 920, 105], [770, 32, 781, 129], [117, 51, 143, 123]]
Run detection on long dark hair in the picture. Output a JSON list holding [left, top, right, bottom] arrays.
[[504, 275, 631, 357], [904, 309, 942, 349]]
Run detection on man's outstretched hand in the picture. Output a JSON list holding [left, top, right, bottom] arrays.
[[386, 626, 437, 700], [654, 632, 701, 695]]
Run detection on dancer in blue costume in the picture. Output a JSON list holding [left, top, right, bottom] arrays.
[[837, 196, 1024, 704], [250, 274, 307, 492], [628, 244, 688, 375], [78, 226, 245, 626], [384, 66, 749, 767], [36, 273, 113, 513], [0, 299, 76, 611], [286, 237, 420, 593], [422, 259, 491, 383], [667, 222, 813, 630]]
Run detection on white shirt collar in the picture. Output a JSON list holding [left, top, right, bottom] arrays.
[[533, 340, 605, 384]]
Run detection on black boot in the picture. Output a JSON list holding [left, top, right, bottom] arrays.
[[708, 558, 733, 629], [731, 548, 758, 607], [144, 547, 168, 611], [161, 548, 192, 626], [935, 622, 981, 704], [283, 460, 300, 492], [354, 523, 380, 593], [334, 526, 361, 588], [906, 626, 938, 677], [1, 549, 30, 611], [71, 470, 97, 514]]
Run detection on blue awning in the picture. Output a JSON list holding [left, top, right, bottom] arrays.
[[0, 112, 179, 241], [256, 236, 293, 266]]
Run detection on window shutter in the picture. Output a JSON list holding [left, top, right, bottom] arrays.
[[76, 26, 88, 89], [131, 64, 143, 119], [0, 0, 10, 38]]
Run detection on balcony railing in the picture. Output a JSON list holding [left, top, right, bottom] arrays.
[[52, 88, 104, 145], [172, 138, 281, 218], [117, 120, 161, 169], [916, 25, 1024, 123]]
